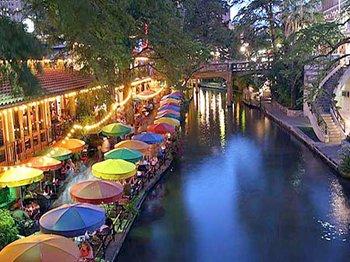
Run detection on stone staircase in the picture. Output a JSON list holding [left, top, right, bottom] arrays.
[[315, 67, 347, 113], [321, 114, 345, 143], [313, 66, 348, 143]]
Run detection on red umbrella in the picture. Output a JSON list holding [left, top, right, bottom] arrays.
[[147, 123, 175, 134], [70, 180, 123, 204]]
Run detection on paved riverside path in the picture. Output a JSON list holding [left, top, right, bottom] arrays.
[[261, 101, 342, 168]]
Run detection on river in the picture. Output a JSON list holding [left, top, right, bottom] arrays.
[[118, 89, 350, 262]]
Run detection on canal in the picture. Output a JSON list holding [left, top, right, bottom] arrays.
[[118, 89, 350, 261]]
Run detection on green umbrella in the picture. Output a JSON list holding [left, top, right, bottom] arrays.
[[104, 148, 143, 163], [38, 147, 72, 161], [101, 123, 132, 137]]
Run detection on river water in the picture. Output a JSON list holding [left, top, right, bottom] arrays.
[[118, 89, 350, 262]]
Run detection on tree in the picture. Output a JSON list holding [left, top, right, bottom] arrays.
[[0, 16, 45, 96], [26, 0, 212, 121], [232, 0, 343, 109], [0, 209, 18, 250]]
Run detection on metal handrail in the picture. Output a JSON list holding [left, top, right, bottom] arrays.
[[330, 101, 346, 133], [310, 102, 328, 135]]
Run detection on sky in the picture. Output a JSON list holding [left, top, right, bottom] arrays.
[[230, 2, 247, 19]]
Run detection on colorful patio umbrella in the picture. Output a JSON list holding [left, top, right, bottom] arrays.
[[55, 138, 85, 153], [70, 180, 123, 204], [104, 148, 143, 163], [39, 203, 105, 237], [92, 159, 136, 180], [132, 132, 164, 144], [0, 234, 79, 262], [114, 140, 150, 154], [171, 91, 184, 97], [24, 156, 62, 172], [155, 113, 181, 120], [157, 109, 181, 116], [39, 147, 72, 161], [160, 99, 181, 107], [154, 117, 180, 127], [147, 123, 176, 134], [0, 167, 44, 188], [161, 94, 181, 100], [101, 123, 132, 137], [158, 105, 180, 112]]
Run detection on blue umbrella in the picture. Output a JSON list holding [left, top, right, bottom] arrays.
[[159, 105, 180, 112], [132, 132, 164, 145], [162, 94, 182, 100], [39, 203, 105, 237]]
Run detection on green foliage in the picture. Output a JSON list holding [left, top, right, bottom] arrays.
[[232, 0, 343, 109], [76, 87, 114, 122], [0, 15, 45, 96], [0, 209, 19, 250], [339, 143, 350, 175], [27, 0, 235, 91]]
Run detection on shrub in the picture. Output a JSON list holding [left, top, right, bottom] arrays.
[[339, 143, 350, 175], [0, 209, 19, 249]]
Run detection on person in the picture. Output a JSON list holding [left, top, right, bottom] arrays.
[[66, 159, 76, 173], [79, 241, 93, 260], [101, 137, 110, 154]]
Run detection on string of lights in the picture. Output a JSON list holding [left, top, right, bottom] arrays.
[[45, 78, 165, 158]]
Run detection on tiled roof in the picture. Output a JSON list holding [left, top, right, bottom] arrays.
[[0, 69, 94, 107]]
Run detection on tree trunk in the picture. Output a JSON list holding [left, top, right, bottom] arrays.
[[266, 2, 277, 54], [122, 70, 134, 125]]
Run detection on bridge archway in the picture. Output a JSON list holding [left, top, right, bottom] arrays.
[[193, 63, 233, 106]]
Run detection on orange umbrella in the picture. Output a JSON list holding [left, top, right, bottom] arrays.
[[0, 234, 79, 262], [23, 156, 62, 172], [70, 180, 123, 204], [55, 139, 85, 153], [115, 140, 150, 154]]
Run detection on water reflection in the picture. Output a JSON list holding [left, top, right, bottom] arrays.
[[119, 89, 350, 261]]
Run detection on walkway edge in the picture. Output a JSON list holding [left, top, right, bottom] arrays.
[[108, 160, 173, 261]]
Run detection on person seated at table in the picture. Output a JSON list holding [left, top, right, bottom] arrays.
[[79, 241, 93, 260], [66, 159, 76, 172], [25, 201, 40, 220], [60, 165, 67, 180]]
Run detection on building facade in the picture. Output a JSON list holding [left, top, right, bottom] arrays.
[[0, 66, 95, 166]]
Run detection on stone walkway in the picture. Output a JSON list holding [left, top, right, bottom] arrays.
[[261, 101, 342, 169]]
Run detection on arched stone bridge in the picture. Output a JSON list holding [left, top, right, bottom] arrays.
[[192, 61, 272, 106]]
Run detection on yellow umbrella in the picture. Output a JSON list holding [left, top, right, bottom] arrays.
[[0, 234, 79, 262], [23, 156, 62, 172], [55, 138, 85, 153], [114, 140, 150, 154], [0, 167, 44, 188], [154, 117, 180, 127], [92, 159, 136, 180]]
